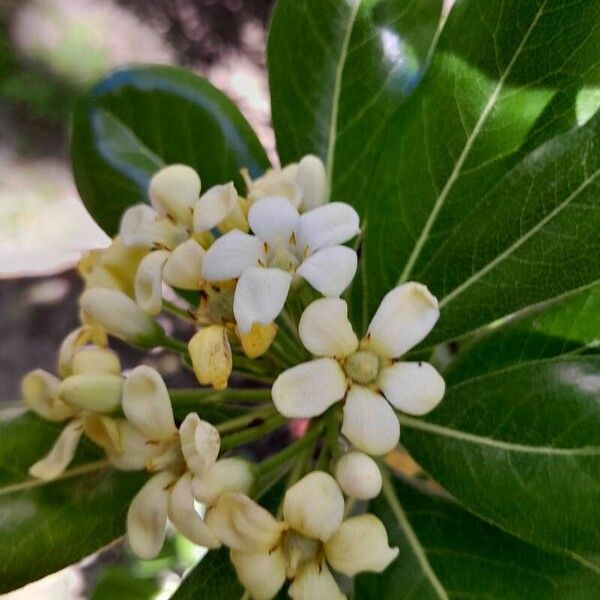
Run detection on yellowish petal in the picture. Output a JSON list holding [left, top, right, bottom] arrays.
[[188, 325, 232, 390], [230, 547, 287, 600], [236, 321, 278, 358]]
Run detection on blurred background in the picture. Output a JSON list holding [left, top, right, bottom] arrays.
[[0, 0, 275, 597]]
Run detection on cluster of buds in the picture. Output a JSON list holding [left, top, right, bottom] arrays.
[[21, 156, 446, 599]]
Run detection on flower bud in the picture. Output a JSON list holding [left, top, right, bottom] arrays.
[[21, 369, 76, 422], [236, 322, 278, 358], [295, 154, 326, 211], [188, 325, 232, 390], [57, 326, 107, 378], [149, 164, 200, 226], [71, 346, 121, 376], [79, 288, 163, 347], [59, 373, 123, 414], [334, 451, 382, 500]]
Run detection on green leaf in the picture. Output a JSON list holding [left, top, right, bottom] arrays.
[[355, 474, 600, 599], [446, 283, 600, 384], [71, 65, 270, 235], [0, 413, 145, 592], [399, 356, 600, 557]]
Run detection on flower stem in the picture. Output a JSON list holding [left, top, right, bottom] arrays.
[[162, 299, 195, 322], [220, 414, 287, 452], [160, 335, 189, 354], [169, 388, 271, 405], [216, 407, 276, 434]]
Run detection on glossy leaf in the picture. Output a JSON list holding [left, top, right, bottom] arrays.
[[399, 357, 600, 557], [71, 65, 270, 234], [0, 413, 145, 592], [355, 474, 600, 599]]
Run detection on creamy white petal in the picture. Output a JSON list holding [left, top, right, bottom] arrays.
[[202, 230, 265, 280], [246, 165, 301, 208], [122, 366, 177, 440], [283, 472, 344, 542], [297, 245, 357, 297], [193, 182, 238, 232], [167, 473, 221, 548], [248, 196, 299, 247], [29, 419, 84, 480], [179, 413, 220, 476], [295, 155, 326, 211], [163, 239, 205, 289], [378, 361, 445, 416], [127, 470, 174, 559], [334, 452, 382, 500], [297, 202, 360, 252], [120, 204, 184, 250], [59, 373, 123, 414], [149, 164, 200, 226], [57, 326, 107, 378], [71, 346, 121, 375], [298, 298, 358, 358], [341, 386, 399, 456], [325, 514, 399, 576], [205, 492, 285, 552], [365, 283, 439, 359], [192, 458, 254, 506], [233, 267, 292, 333], [134, 250, 169, 315], [288, 561, 346, 600], [230, 547, 287, 600], [272, 358, 346, 418], [21, 369, 75, 422]]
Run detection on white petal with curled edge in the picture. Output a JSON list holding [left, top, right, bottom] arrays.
[[379, 361, 445, 416], [231, 548, 287, 600], [179, 413, 220, 476], [149, 164, 200, 226], [29, 418, 84, 480], [135, 250, 169, 315], [283, 471, 344, 542], [163, 239, 205, 289], [120, 204, 183, 250], [122, 365, 177, 440], [334, 451, 382, 500], [296, 202, 360, 252], [288, 561, 346, 600], [366, 282, 439, 359], [248, 196, 299, 247], [201, 230, 265, 280], [192, 457, 254, 506], [296, 155, 326, 211], [167, 473, 221, 548], [205, 492, 285, 552], [272, 358, 346, 418], [341, 386, 399, 456], [233, 267, 292, 333], [21, 369, 75, 422], [325, 514, 399, 577], [127, 470, 174, 559], [193, 182, 238, 232], [298, 298, 358, 358], [297, 245, 357, 297]]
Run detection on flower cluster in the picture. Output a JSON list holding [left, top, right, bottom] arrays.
[[21, 156, 446, 599]]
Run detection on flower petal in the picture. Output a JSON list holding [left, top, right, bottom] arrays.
[[202, 230, 265, 280], [127, 470, 174, 559], [297, 202, 360, 252], [379, 361, 445, 416], [248, 196, 299, 247], [149, 164, 200, 226], [297, 245, 357, 297], [57, 325, 108, 378], [205, 492, 285, 552], [71, 346, 121, 375], [295, 155, 326, 211], [288, 561, 346, 600], [298, 298, 358, 358], [233, 267, 292, 333], [179, 413, 220, 476], [163, 239, 205, 289], [59, 373, 123, 414], [272, 358, 346, 418], [120, 204, 184, 250], [135, 250, 169, 315], [283, 471, 344, 542], [365, 282, 439, 358], [192, 458, 254, 506], [341, 386, 399, 456], [29, 419, 84, 480], [193, 182, 238, 232], [334, 452, 382, 500], [230, 547, 287, 600], [236, 322, 278, 358], [21, 369, 75, 422], [122, 365, 177, 440], [168, 473, 221, 548], [325, 514, 399, 577], [188, 325, 233, 390]]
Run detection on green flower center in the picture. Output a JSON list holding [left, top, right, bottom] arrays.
[[344, 350, 380, 384]]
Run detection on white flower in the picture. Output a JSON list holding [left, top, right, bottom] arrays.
[[206, 471, 398, 600], [202, 196, 359, 332], [272, 284, 446, 456], [121, 366, 254, 559]]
